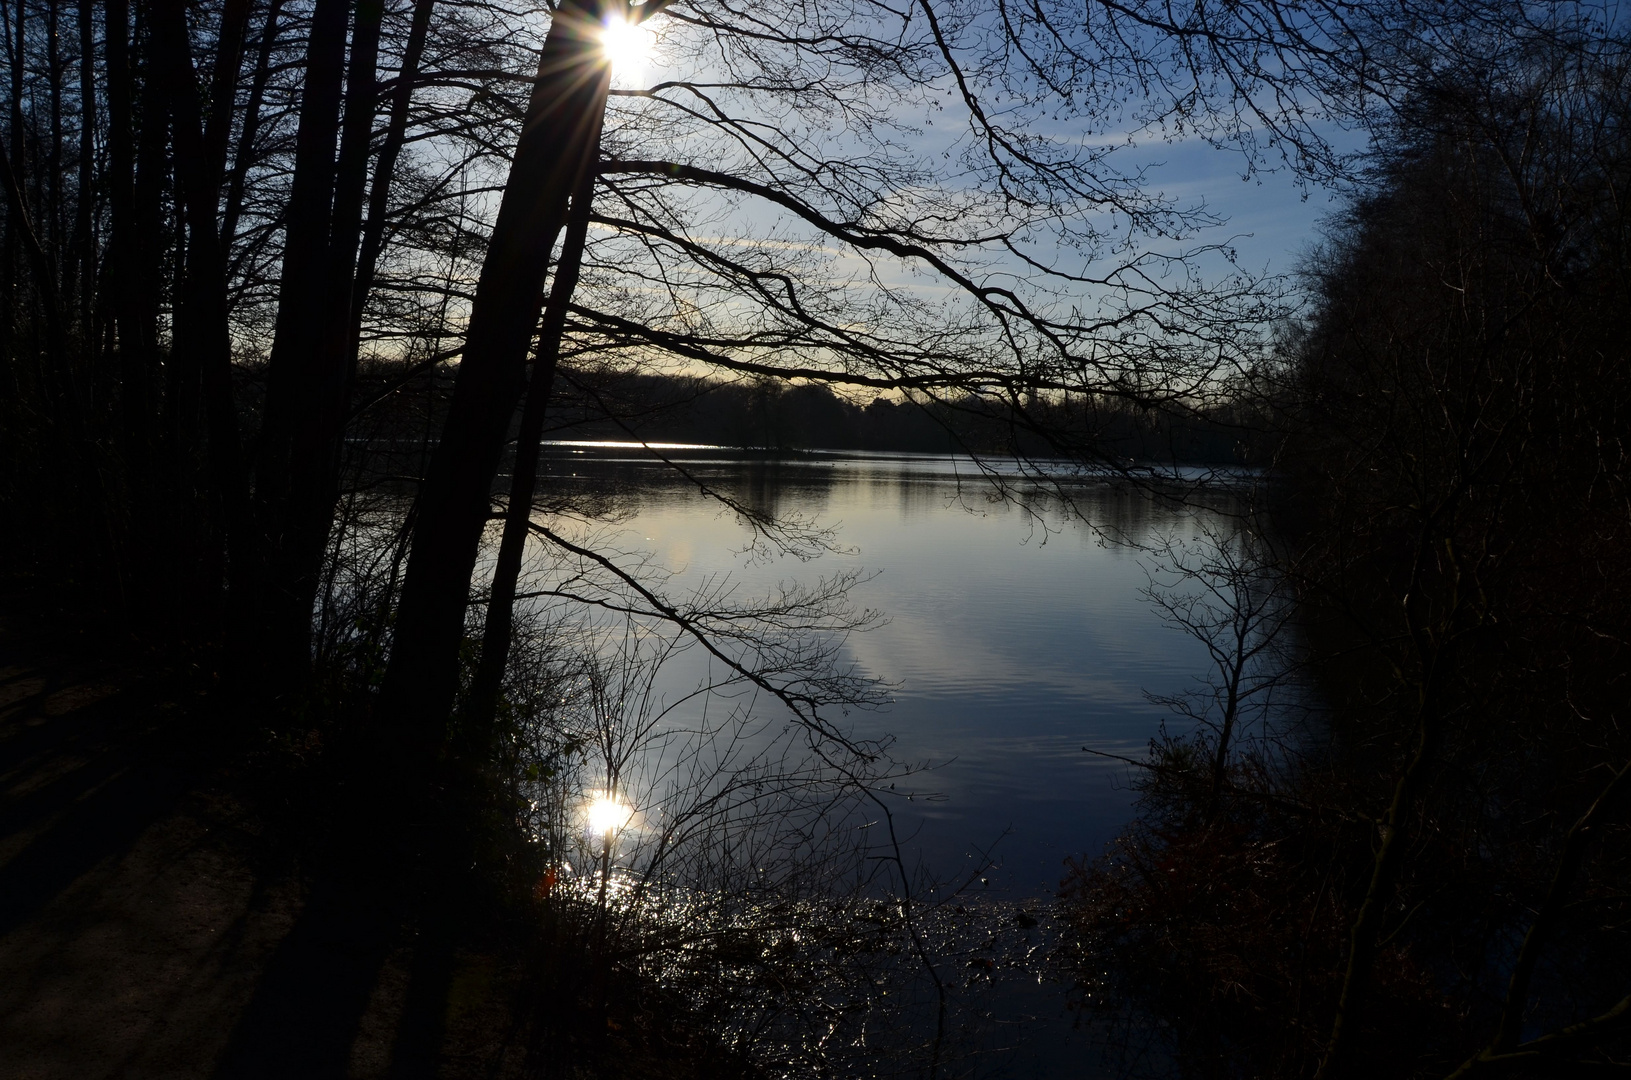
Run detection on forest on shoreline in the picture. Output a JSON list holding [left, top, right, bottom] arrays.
[[355, 366, 1269, 464]]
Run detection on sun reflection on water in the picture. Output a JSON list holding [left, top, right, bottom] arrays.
[[584, 790, 634, 837]]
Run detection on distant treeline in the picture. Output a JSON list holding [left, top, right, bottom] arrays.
[[525, 369, 1270, 465]]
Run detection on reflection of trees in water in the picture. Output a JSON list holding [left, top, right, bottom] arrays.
[[495, 514, 1093, 1075], [535, 452, 1159, 610], [721, 460, 838, 527], [314, 449, 1274, 1073], [539, 449, 843, 530], [548, 447, 1254, 551], [300, 438, 1265, 1074]]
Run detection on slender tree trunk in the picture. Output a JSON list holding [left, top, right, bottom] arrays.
[[129, 10, 167, 322], [41, 0, 83, 436], [72, 0, 93, 333], [348, 0, 434, 340], [1, 0, 24, 397], [245, 0, 350, 672], [5, 0, 47, 392], [219, 0, 284, 254], [202, 0, 250, 174], [1316, 692, 1444, 1079], [164, 209, 196, 458], [374, 0, 611, 767], [0, 199, 12, 405], [253, 0, 348, 484], [465, 147, 597, 743], [44, 0, 62, 266], [130, 8, 169, 454], [151, 0, 247, 588], [2, 0, 68, 399], [270, 0, 384, 674], [104, 0, 162, 477], [0, 112, 66, 384]]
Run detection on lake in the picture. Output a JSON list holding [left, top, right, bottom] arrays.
[[524, 443, 1229, 897], [481, 442, 1255, 1076]]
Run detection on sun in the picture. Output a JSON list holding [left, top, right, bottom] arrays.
[[599, 13, 655, 79], [585, 792, 634, 837]]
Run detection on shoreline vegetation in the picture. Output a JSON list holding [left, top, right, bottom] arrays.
[[0, 585, 1072, 1079], [345, 368, 1275, 477]]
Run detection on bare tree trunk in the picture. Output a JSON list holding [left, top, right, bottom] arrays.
[[151, 0, 246, 583], [347, 0, 434, 340], [374, 0, 611, 768], [201, 0, 250, 174], [44, 0, 62, 269], [2, 0, 68, 400], [72, 0, 93, 328], [104, 0, 163, 479], [270, 0, 385, 676], [1, 122, 67, 386], [2, 0, 25, 400], [246, 0, 351, 671], [219, 0, 284, 254], [464, 141, 598, 744]]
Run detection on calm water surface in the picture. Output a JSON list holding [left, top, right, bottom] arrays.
[[534, 443, 1224, 897]]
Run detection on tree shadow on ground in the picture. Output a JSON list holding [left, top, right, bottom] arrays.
[[0, 628, 512, 1080]]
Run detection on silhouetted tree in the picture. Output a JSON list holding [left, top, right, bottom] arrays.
[[1063, 15, 1631, 1076]]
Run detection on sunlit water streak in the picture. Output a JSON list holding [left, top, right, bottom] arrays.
[[544, 860, 1091, 1078]]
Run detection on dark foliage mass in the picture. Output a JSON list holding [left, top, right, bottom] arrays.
[[1062, 26, 1631, 1079]]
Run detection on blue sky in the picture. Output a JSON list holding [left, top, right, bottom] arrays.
[[1142, 133, 1342, 282], [588, 3, 1364, 384]]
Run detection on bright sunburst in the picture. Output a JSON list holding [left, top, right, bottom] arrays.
[[585, 791, 634, 837], [599, 13, 655, 79]]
